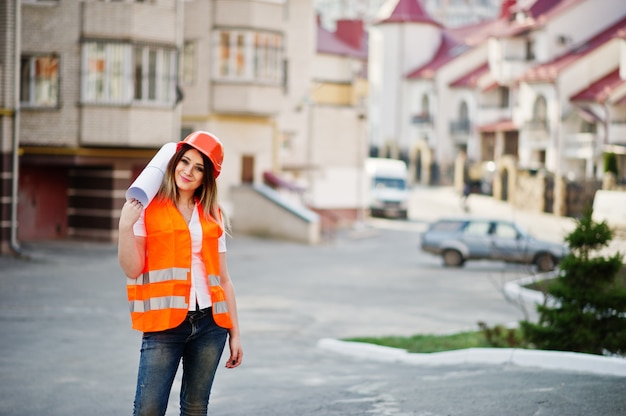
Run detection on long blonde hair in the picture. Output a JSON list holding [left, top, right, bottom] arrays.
[[157, 144, 220, 222]]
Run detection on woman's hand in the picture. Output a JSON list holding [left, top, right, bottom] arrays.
[[119, 198, 143, 229], [225, 334, 243, 368]]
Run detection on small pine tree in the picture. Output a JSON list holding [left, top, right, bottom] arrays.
[[521, 208, 626, 355]]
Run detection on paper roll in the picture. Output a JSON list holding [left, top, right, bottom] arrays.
[[125, 142, 177, 206]]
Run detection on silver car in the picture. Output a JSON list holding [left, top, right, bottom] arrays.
[[420, 218, 568, 272]]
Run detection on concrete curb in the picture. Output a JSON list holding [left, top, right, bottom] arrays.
[[503, 272, 552, 306], [317, 338, 626, 377]]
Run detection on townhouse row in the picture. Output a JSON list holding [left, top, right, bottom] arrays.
[[369, 0, 626, 216]]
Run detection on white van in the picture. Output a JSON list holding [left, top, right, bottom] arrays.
[[365, 158, 410, 219]]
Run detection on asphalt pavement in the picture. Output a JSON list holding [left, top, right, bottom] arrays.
[[1, 186, 625, 415]]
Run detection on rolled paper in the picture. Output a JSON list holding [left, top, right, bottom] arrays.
[[125, 142, 177, 206]]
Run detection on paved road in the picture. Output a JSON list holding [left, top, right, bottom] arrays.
[[1, 186, 625, 415]]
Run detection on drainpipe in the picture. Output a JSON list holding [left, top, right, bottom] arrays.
[[10, 0, 23, 256]]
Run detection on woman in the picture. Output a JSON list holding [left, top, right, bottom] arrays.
[[118, 131, 243, 416]]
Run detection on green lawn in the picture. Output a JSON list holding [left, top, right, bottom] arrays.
[[344, 325, 528, 353]]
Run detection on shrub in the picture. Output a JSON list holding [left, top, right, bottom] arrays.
[[520, 208, 626, 355], [604, 152, 618, 176]]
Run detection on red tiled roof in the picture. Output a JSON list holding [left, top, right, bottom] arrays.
[[447, 18, 508, 46], [451, 0, 585, 42], [478, 119, 517, 132], [449, 62, 490, 88], [335, 19, 364, 51], [406, 34, 468, 79], [404, 0, 607, 83], [317, 20, 367, 60], [517, 0, 586, 21], [499, 0, 517, 19], [376, 0, 441, 27], [570, 69, 626, 103], [520, 16, 626, 82]]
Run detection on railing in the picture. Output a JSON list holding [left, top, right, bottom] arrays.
[[449, 119, 471, 134], [477, 106, 512, 125], [263, 171, 306, 205], [563, 133, 596, 158], [524, 119, 549, 132], [411, 113, 433, 125]]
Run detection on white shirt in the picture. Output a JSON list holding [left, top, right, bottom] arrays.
[[133, 206, 226, 311]]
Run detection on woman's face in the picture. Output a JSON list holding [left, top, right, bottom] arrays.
[[175, 148, 205, 193]]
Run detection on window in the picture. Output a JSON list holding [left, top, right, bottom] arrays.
[[421, 94, 429, 115], [411, 94, 431, 124], [525, 39, 535, 60], [493, 223, 518, 239], [498, 87, 509, 108], [464, 221, 491, 236], [459, 101, 469, 122], [450, 101, 470, 134], [133, 45, 177, 103], [82, 41, 177, 105], [531, 95, 548, 130], [214, 30, 283, 84], [20, 55, 59, 107], [581, 120, 597, 133], [83, 42, 130, 103], [181, 41, 196, 84]]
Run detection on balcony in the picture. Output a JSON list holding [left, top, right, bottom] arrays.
[[524, 119, 549, 132], [411, 113, 433, 125], [80, 106, 178, 148], [211, 82, 283, 116], [609, 120, 626, 144], [478, 105, 511, 125], [81, 1, 178, 44], [497, 60, 534, 84], [449, 119, 471, 144], [215, 0, 285, 31], [563, 133, 597, 159], [449, 119, 471, 135]]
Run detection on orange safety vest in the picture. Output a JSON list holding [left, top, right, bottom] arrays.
[[126, 197, 233, 332]]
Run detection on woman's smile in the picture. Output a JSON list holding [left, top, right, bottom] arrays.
[[175, 148, 204, 192]]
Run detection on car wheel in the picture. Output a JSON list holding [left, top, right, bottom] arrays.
[[535, 253, 555, 272], [443, 250, 464, 267]]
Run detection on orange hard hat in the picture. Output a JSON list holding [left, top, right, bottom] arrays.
[[177, 131, 224, 177]]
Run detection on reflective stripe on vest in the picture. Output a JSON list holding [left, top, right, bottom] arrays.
[[130, 267, 190, 285], [206, 272, 233, 328], [129, 295, 188, 313]]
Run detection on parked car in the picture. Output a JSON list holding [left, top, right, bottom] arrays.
[[420, 218, 568, 271]]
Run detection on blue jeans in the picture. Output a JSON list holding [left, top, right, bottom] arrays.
[[133, 309, 228, 416]]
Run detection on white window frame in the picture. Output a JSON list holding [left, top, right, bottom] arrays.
[[82, 42, 132, 104], [133, 45, 177, 104], [213, 29, 283, 85], [20, 54, 60, 108], [81, 41, 177, 106], [181, 41, 196, 85]]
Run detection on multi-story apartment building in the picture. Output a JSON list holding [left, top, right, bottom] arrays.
[[3, 0, 376, 252], [0, 0, 186, 253], [13, 0, 183, 250]]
